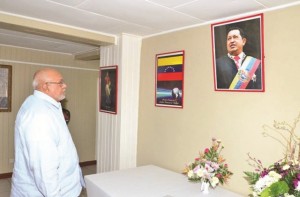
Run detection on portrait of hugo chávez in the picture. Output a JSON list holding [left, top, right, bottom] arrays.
[[212, 14, 264, 92]]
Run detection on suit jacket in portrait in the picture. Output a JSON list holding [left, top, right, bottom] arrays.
[[216, 55, 262, 90]]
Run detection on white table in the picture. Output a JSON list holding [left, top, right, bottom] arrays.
[[85, 165, 243, 197]]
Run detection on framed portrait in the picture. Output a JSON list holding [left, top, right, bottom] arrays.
[[0, 65, 12, 112], [99, 65, 118, 114], [155, 50, 184, 108], [211, 14, 264, 92]]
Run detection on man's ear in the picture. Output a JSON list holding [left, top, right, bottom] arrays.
[[243, 38, 247, 46], [41, 83, 49, 92]]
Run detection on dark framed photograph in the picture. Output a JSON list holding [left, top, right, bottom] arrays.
[[155, 50, 184, 108], [0, 65, 12, 112], [99, 65, 118, 114], [211, 14, 264, 92]]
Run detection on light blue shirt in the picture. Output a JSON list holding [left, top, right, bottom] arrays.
[[11, 90, 84, 197]]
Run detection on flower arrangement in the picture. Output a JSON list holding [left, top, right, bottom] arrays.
[[245, 154, 300, 197], [244, 113, 300, 197], [183, 138, 233, 188]]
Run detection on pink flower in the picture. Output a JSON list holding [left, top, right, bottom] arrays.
[[211, 162, 219, 170], [204, 148, 210, 154], [216, 173, 222, 178], [260, 169, 269, 177], [193, 165, 200, 173]]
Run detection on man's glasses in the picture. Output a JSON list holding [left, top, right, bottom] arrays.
[[46, 80, 66, 87]]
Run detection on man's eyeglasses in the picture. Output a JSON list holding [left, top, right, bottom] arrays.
[[46, 80, 66, 87]]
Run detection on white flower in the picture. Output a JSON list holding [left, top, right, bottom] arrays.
[[252, 191, 259, 197], [210, 177, 219, 188], [268, 171, 282, 180], [202, 169, 213, 180], [253, 173, 280, 194], [187, 170, 194, 178], [192, 165, 206, 179], [282, 164, 290, 171], [284, 193, 295, 197], [296, 181, 300, 191], [196, 168, 205, 178]]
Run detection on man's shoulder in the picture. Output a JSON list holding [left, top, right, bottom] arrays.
[[19, 94, 50, 114], [216, 55, 233, 67], [216, 55, 231, 62]]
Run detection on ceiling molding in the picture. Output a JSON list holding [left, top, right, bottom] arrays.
[[0, 12, 116, 46], [74, 48, 100, 60]]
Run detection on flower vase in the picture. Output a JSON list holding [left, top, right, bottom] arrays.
[[201, 181, 210, 194]]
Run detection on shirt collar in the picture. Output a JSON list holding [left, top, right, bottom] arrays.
[[33, 90, 61, 109], [227, 52, 246, 60]]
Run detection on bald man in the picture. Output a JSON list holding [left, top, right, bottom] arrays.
[[11, 68, 84, 197]]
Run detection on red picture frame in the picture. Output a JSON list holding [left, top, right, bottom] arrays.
[[99, 65, 118, 114], [155, 50, 184, 108], [211, 14, 265, 92]]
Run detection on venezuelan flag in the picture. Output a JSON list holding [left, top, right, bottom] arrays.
[[157, 54, 183, 81]]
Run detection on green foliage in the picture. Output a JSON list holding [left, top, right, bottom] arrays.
[[244, 171, 260, 185], [292, 190, 300, 197], [260, 181, 289, 197]]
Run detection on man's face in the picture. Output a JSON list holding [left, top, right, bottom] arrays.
[[226, 29, 246, 56], [44, 70, 67, 102]]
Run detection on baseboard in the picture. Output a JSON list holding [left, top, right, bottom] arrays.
[[0, 172, 12, 179], [0, 160, 97, 179], [79, 160, 97, 167]]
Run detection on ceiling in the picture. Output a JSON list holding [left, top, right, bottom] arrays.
[[0, 0, 299, 58]]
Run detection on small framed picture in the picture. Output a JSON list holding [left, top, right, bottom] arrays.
[[211, 14, 264, 92], [155, 50, 184, 108], [0, 65, 12, 112], [99, 65, 118, 114]]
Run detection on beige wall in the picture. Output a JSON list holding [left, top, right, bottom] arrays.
[[0, 45, 98, 174], [137, 5, 300, 195]]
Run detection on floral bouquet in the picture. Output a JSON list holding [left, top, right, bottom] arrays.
[[183, 138, 233, 188], [244, 113, 300, 197], [244, 154, 300, 197]]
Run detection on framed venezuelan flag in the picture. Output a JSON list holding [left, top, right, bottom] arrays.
[[155, 50, 184, 108]]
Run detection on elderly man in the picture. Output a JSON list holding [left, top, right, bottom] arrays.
[[11, 68, 84, 196]]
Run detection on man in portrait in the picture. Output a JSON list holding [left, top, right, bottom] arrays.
[[213, 16, 263, 91]]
